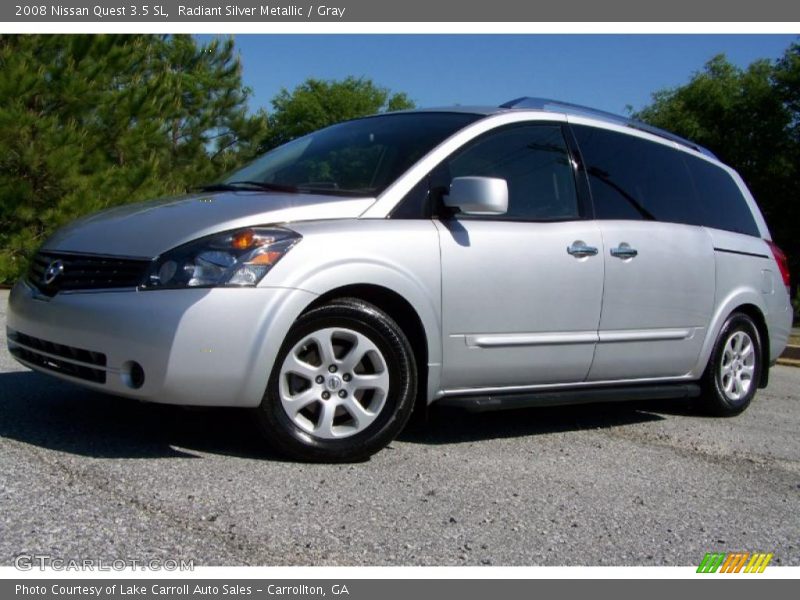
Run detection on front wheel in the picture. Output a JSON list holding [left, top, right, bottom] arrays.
[[255, 298, 417, 462], [699, 312, 762, 417]]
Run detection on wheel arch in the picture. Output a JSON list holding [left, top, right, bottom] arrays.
[[698, 294, 771, 389], [733, 303, 771, 388], [302, 283, 434, 413]]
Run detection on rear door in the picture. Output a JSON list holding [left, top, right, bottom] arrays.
[[570, 123, 715, 381]]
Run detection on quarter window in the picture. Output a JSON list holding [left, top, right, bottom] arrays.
[[683, 154, 760, 237]]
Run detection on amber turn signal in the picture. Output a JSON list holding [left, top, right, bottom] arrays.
[[249, 252, 283, 265], [231, 229, 256, 250]]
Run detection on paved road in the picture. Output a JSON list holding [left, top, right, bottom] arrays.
[[1, 290, 798, 566]]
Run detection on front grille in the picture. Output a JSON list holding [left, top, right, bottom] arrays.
[[28, 251, 151, 296], [7, 329, 107, 384]]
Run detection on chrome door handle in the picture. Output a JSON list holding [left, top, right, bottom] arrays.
[[567, 242, 599, 258], [610, 244, 638, 259]]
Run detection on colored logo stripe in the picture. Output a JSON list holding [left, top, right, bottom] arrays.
[[697, 552, 773, 573], [719, 553, 749, 573], [744, 553, 773, 573], [697, 553, 726, 573]]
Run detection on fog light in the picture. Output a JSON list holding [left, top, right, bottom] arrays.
[[121, 361, 145, 389]]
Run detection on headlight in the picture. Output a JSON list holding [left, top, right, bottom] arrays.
[[142, 227, 301, 289]]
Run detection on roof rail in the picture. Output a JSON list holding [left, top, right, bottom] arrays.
[[500, 97, 717, 159]]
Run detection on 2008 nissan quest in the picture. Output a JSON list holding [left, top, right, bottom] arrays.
[[6, 97, 793, 461]]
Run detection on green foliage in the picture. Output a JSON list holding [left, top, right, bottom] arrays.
[[263, 76, 414, 150], [635, 46, 800, 297], [0, 34, 268, 284]]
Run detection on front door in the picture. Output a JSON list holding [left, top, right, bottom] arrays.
[[435, 123, 605, 391]]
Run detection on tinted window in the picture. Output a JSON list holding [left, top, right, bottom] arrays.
[[572, 125, 699, 224], [442, 124, 579, 221], [225, 112, 481, 197], [684, 154, 760, 237], [391, 176, 432, 219]]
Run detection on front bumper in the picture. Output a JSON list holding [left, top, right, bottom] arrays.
[[6, 280, 315, 406]]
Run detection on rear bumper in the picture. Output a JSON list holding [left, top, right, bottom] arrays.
[[6, 280, 315, 406]]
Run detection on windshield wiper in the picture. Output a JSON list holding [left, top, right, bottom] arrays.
[[195, 180, 300, 193], [295, 184, 374, 197]]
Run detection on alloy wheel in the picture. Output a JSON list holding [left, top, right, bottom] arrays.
[[278, 327, 390, 439]]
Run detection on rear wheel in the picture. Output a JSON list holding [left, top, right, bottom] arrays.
[[255, 298, 417, 462], [699, 312, 762, 416]]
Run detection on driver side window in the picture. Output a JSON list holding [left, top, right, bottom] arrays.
[[441, 123, 580, 221]]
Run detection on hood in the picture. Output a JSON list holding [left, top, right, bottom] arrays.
[[43, 191, 375, 257]]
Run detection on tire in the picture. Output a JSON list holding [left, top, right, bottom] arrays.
[[254, 298, 417, 462], [699, 312, 763, 417]]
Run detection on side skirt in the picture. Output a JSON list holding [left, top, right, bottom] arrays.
[[437, 383, 702, 413]]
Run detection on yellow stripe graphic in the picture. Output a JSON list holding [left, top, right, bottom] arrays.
[[745, 553, 770, 573], [744, 554, 758, 573], [758, 553, 773, 573]]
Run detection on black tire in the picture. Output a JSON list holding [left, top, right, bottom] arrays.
[[699, 312, 762, 417], [254, 298, 417, 462]]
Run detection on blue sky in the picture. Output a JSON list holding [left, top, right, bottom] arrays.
[[202, 35, 798, 115]]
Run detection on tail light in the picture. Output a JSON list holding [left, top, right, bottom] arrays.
[[766, 240, 791, 292]]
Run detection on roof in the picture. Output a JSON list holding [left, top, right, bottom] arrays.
[[402, 97, 717, 159], [499, 97, 717, 158]]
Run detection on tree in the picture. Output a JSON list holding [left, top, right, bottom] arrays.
[[635, 48, 800, 302], [0, 34, 267, 284], [263, 76, 415, 149], [773, 42, 800, 138]]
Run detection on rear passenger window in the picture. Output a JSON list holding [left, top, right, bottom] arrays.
[[445, 124, 580, 221], [571, 125, 699, 224], [572, 124, 760, 237], [683, 154, 760, 237]]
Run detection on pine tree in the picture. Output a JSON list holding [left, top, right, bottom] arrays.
[[0, 34, 267, 284]]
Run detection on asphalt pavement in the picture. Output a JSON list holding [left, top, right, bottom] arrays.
[[1, 290, 798, 566]]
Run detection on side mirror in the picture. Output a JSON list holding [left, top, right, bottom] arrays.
[[443, 176, 508, 215]]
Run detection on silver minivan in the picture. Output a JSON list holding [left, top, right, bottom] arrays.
[[7, 98, 793, 461]]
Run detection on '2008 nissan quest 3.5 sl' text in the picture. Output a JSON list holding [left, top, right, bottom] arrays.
[[7, 97, 793, 462]]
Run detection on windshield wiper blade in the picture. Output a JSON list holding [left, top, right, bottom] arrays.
[[195, 180, 300, 193], [295, 185, 374, 197], [231, 180, 300, 193]]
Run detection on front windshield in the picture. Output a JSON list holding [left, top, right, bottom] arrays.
[[224, 112, 481, 196]]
